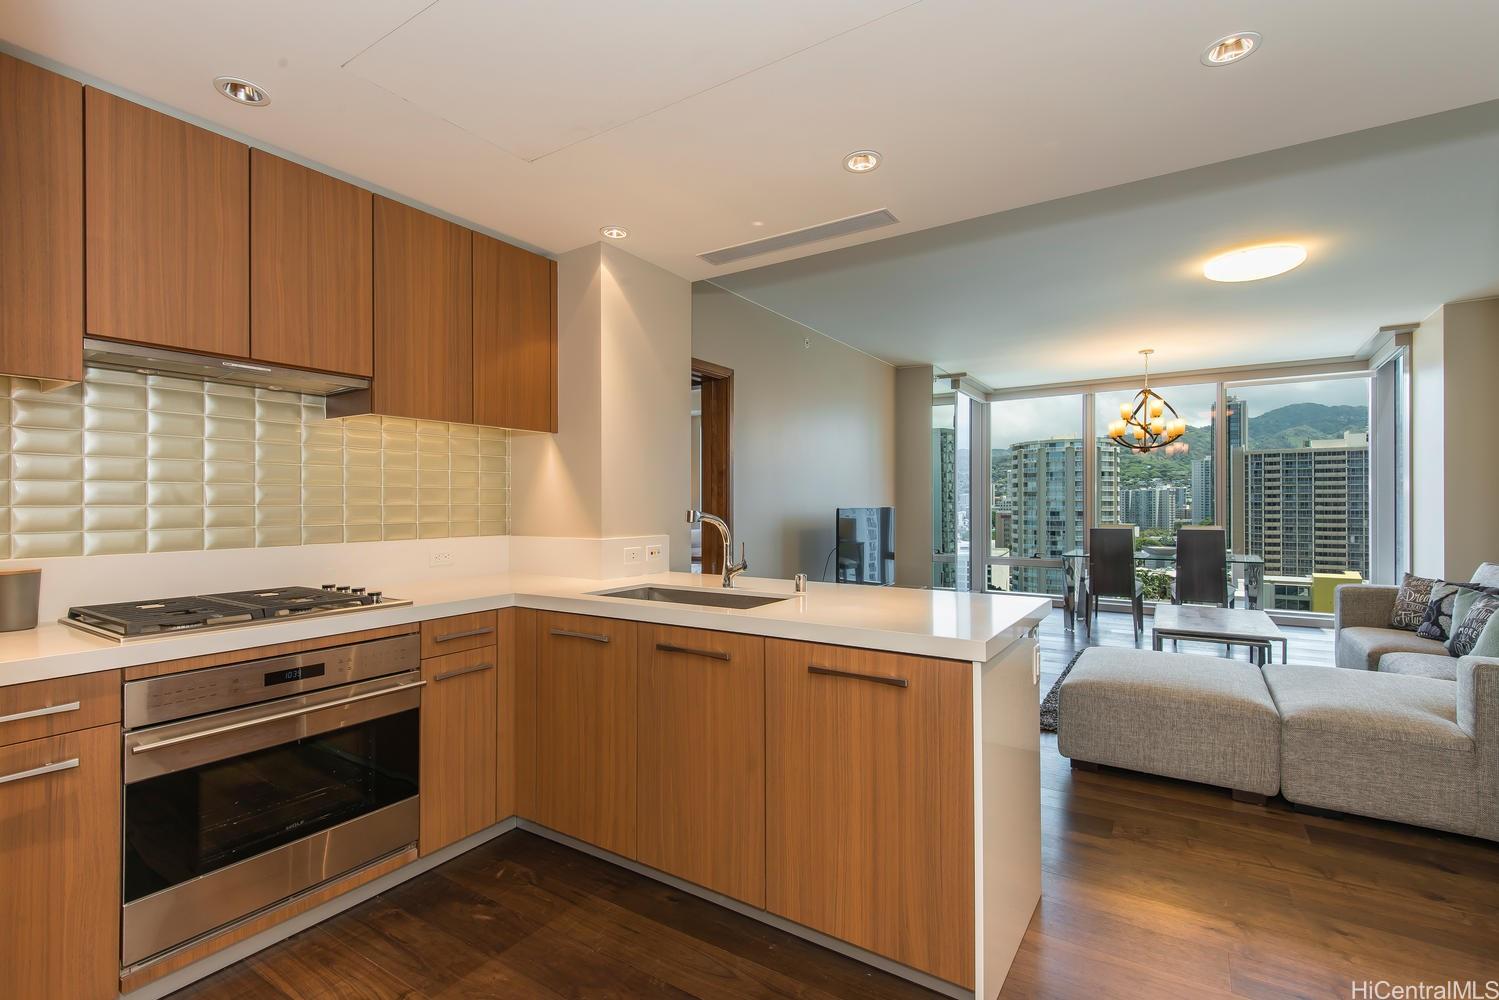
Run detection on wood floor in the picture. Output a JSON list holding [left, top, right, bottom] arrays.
[[173, 610, 1499, 1000]]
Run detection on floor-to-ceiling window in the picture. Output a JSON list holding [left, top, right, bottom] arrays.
[[987, 394, 1085, 596]]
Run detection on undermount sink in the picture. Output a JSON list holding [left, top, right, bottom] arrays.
[[589, 585, 790, 610]]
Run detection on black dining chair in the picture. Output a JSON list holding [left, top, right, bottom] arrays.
[[1085, 526, 1144, 640], [1175, 526, 1232, 608]]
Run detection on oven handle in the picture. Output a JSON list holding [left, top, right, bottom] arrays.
[[128, 680, 426, 755]]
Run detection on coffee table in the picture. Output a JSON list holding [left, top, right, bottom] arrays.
[[1151, 604, 1287, 665]]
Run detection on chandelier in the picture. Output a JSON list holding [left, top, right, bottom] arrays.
[[1106, 349, 1187, 453]]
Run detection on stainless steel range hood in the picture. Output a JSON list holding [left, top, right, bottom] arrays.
[[83, 337, 371, 398]]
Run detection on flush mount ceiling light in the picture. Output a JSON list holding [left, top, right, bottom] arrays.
[[843, 150, 881, 173], [213, 76, 270, 106], [1203, 243, 1307, 282], [599, 226, 628, 239], [1201, 31, 1261, 66]]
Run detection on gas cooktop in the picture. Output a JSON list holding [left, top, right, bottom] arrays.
[[63, 585, 412, 642]]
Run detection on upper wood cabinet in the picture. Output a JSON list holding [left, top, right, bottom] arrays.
[[765, 639, 975, 989], [85, 87, 249, 356], [250, 152, 372, 376], [0, 54, 83, 383], [473, 234, 557, 432], [373, 196, 472, 422]]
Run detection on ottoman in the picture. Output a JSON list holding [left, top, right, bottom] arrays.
[[1057, 647, 1281, 797]]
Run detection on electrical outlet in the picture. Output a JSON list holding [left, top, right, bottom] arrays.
[[624, 546, 644, 565], [645, 544, 664, 562], [430, 550, 455, 567]]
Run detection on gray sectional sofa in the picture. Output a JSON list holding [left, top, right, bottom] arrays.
[[1057, 647, 1499, 842], [1334, 563, 1499, 680]]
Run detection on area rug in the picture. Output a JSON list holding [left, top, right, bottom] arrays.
[[1039, 649, 1086, 733]]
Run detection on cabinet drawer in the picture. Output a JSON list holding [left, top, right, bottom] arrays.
[[0, 670, 120, 748], [421, 611, 498, 658]]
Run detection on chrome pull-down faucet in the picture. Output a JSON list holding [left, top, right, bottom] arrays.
[[686, 509, 747, 588]]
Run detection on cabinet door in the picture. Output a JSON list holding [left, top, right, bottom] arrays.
[[638, 625, 765, 905], [85, 88, 248, 355], [765, 640, 975, 988], [0, 54, 83, 382], [0, 724, 121, 1000], [473, 233, 556, 431], [420, 645, 498, 855], [250, 151, 372, 376], [534, 612, 636, 856], [373, 196, 472, 422]]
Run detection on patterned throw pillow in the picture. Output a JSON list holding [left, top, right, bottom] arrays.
[[1449, 593, 1499, 658], [1391, 574, 1437, 631], [1416, 581, 1462, 641]]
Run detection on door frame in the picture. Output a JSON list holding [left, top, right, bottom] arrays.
[[693, 358, 733, 575]]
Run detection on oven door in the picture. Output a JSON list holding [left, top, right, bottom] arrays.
[[121, 671, 422, 966]]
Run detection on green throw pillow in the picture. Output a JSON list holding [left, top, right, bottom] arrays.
[[1470, 606, 1499, 659]]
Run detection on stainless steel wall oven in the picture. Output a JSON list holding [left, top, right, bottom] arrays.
[[121, 634, 422, 967]]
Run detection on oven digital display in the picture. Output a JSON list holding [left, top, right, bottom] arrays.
[[265, 663, 325, 686]]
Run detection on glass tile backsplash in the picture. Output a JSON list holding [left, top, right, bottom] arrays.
[[0, 369, 511, 559]]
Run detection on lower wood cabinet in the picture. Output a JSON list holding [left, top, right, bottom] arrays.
[[0, 724, 121, 1000], [765, 639, 976, 989], [533, 612, 637, 857], [420, 645, 499, 855], [637, 624, 766, 906]]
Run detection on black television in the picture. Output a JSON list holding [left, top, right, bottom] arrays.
[[835, 507, 895, 586]]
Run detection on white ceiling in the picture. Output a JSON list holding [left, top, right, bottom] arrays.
[[3, 0, 1499, 287], [713, 101, 1499, 387]]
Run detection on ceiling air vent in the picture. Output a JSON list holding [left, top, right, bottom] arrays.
[[698, 208, 899, 266]]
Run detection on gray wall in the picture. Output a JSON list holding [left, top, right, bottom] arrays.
[[691, 284, 895, 580]]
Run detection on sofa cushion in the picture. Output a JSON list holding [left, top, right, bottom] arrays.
[[1336, 626, 1449, 672], [1058, 648, 1280, 795], [1378, 651, 1460, 681], [1390, 573, 1437, 631], [1263, 665, 1476, 836]]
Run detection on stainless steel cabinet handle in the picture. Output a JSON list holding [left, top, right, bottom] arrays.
[[0, 700, 82, 725], [433, 661, 495, 682], [0, 758, 80, 786], [549, 628, 610, 644], [434, 626, 495, 643], [130, 680, 426, 755], [655, 643, 730, 662], [807, 664, 909, 689]]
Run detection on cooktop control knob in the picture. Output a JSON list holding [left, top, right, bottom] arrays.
[[335, 585, 351, 593], [351, 587, 366, 596], [321, 583, 337, 591], [369, 591, 383, 602]]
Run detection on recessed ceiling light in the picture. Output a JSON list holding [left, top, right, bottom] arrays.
[[844, 150, 881, 173], [213, 76, 270, 106], [1203, 243, 1307, 282], [600, 226, 628, 240], [1201, 32, 1261, 66]]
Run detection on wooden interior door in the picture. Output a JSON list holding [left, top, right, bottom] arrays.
[[694, 359, 733, 575], [0, 53, 83, 382], [533, 612, 637, 856], [420, 645, 499, 855], [765, 638, 975, 988], [473, 233, 557, 431], [637, 625, 765, 905]]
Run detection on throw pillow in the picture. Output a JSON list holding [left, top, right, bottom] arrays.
[[1470, 607, 1499, 659], [1390, 573, 1437, 630], [1472, 562, 1499, 589], [1416, 581, 1462, 641], [1449, 592, 1499, 658]]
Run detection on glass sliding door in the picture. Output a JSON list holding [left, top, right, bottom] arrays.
[[987, 394, 1085, 596]]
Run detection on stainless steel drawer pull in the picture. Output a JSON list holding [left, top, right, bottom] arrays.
[[549, 628, 610, 644], [0, 758, 80, 786], [433, 661, 495, 682], [655, 643, 730, 662], [434, 626, 495, 643], [0, 700, 82, 725], [807, 665, 909, 689], [130, 680, 426, 755]]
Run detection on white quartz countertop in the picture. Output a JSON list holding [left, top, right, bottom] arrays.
[[0, 571, 1051, 687]]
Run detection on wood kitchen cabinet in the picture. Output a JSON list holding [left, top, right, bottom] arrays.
[[637, 624, 765, 905], [250, 151, 373, 376], [473, 233, 557, 432], [0, 53, 83, 383], [372, 196, 472, 422], [533, 612, 637, 856], [765, 639, 975, 989], [0, 724, 121, 1000], [420, 644, 499, 855], [85, 87, 249, 356]]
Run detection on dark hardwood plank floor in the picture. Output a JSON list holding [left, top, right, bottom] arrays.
[[173, 610, 1498, 1000]]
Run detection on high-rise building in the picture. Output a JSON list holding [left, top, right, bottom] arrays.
[[992, 437, 1118, 593], [1191, 456, 1214, 524], [1122, 485, 1188, 530], [1236, 430, 1369, 581]]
